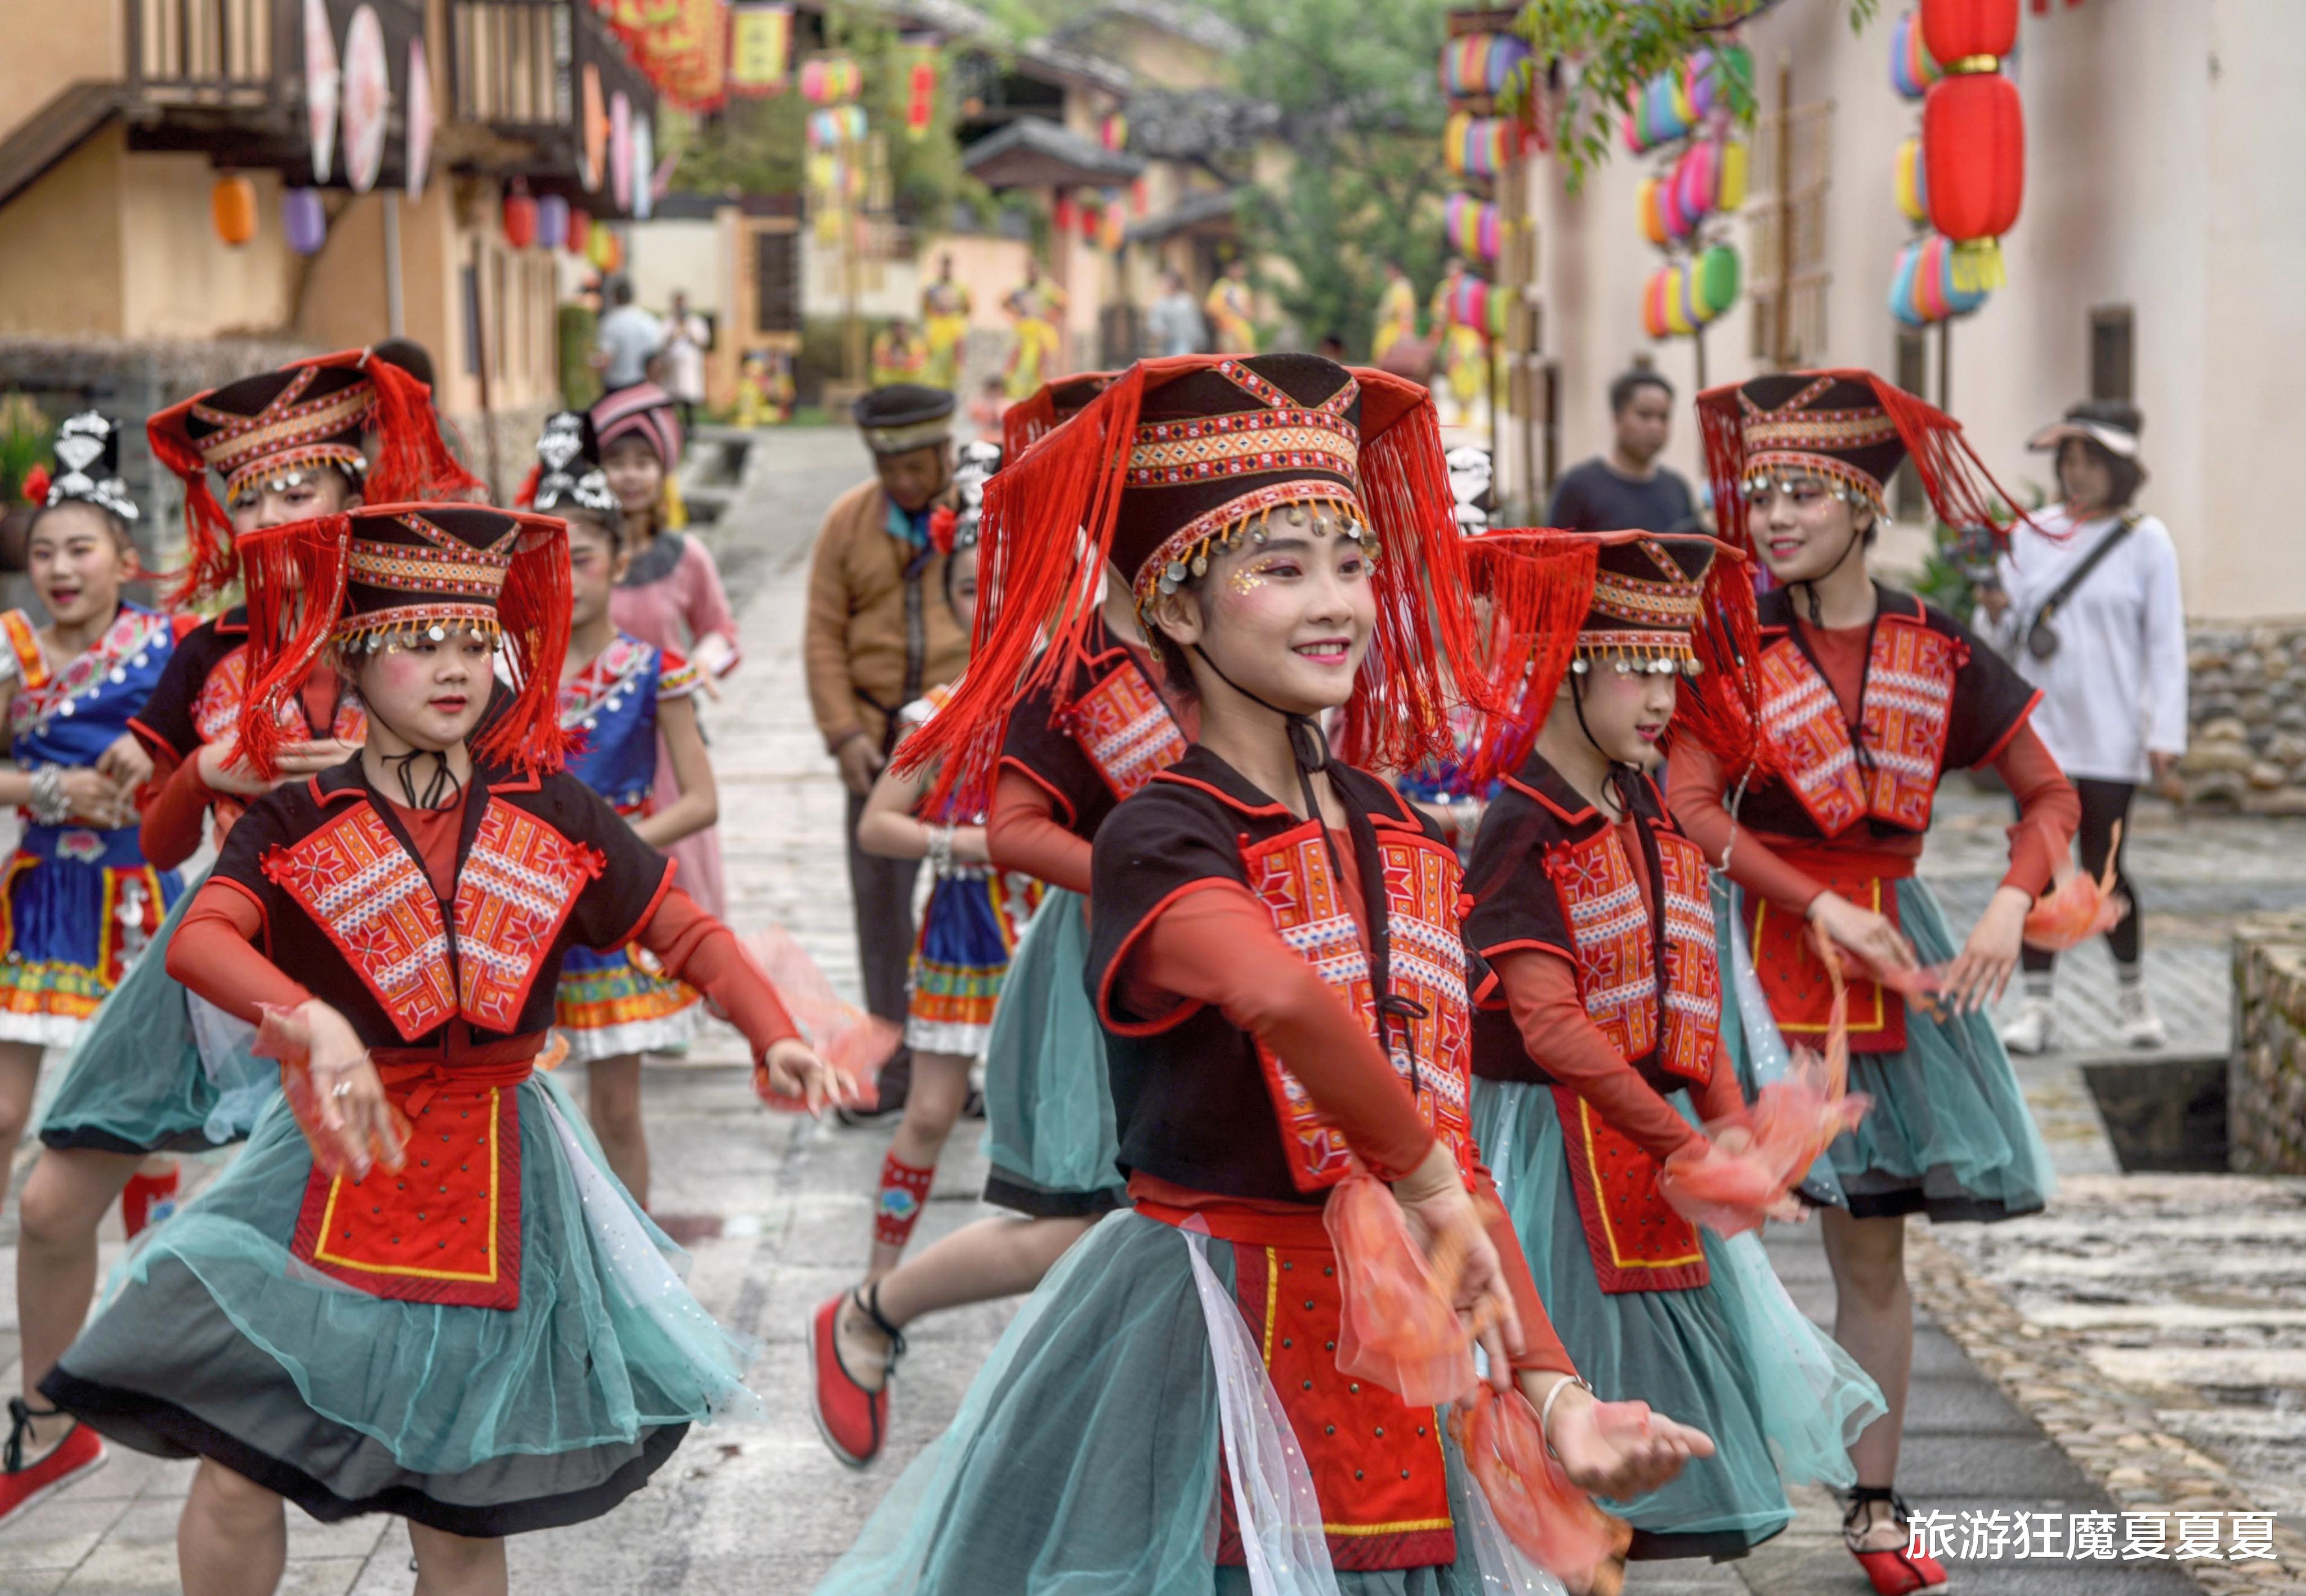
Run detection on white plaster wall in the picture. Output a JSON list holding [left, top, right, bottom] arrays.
[[1521, 0, 2295, 618]]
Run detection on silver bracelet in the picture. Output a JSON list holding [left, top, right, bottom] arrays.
[[28, 765, 68, 826], [1538, 1373, 1594, 1455], [926, 824, 955, 875]]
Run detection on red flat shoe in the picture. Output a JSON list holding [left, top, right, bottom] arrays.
[[121, 1165, 181, 1239], [808, 1289, 902, 1468], [1845, 1487, 1949, 1594], [0, 1400, 105, 1528]]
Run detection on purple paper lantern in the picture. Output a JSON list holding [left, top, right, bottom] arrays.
[[538, 194, 570, 253], [283, 187, 328, 256]]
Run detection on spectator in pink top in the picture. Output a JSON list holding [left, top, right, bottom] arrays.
[[593, 383, 740, 918]]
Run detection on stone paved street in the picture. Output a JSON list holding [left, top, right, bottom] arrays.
[[0, 427, 2291, 1591]]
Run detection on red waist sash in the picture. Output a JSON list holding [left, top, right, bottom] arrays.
[[1137, 1187, 1456, 1572], [1744, 841, 1915, 1056], [288, 1033, 543, 1311]]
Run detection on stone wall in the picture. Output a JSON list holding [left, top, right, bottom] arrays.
[[2229, 913, 2306, 1174], [2183, 620, 2306, 813]]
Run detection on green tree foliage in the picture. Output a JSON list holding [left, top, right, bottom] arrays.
[[1503, 0, 1876, 189], [1208, 0, 1455, 359]]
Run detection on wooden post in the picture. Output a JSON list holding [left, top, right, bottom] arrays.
[[1772, 55, 1794, 369], [1936, 315, 1951, 412]]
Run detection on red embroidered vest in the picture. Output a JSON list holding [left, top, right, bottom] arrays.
[[1757, 615, 1961, 837], [1544, 821, 1722, 1294], [264, 798, 604, 1041], [1545, 826, 1719, 1085], [1239, 821, 1477, 1192], [1064, 662, 1188, 801]]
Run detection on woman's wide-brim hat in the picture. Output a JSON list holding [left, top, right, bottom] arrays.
[[2027, 401, 2148, 484]]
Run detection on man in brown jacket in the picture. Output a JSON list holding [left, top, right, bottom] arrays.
[[806, 385, 971, 1116]]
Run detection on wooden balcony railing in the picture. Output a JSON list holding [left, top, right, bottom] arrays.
[[128, 0, 287, 106]]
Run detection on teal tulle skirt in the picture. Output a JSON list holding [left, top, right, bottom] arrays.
[[813, 1211, 1564, 1596], [37, 879, 276, 1156], [43, 1071, 761, 1535], [977, 887, 1127, 1218], [1717, 878, 2055, 1223], [1472, 1079, 1884, 1560]]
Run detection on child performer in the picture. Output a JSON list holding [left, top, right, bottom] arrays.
[[40, 503, 841, 1596], [1669, 372, 2080, 1594], [0, 417, 175, 1180], [532, 414, 718, 1208], [3, 354, 472, 1528], [1459, 529, 1884, 1563], [811, 420, 1161, 1467], [813, 354, 1710, 1593], [592, 382, 738, 918]]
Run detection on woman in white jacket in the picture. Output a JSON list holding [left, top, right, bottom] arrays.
[[1979, 400, 2187, 1053]]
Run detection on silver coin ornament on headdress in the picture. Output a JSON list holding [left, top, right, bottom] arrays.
[[46, 413, 140, 524]]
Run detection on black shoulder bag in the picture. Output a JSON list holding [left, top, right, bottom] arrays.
[[2025, 512, 2138, 661]]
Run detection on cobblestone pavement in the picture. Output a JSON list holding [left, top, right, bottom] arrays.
[[0, 428, 2292, 1591]]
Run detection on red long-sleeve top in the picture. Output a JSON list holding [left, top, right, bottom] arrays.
[[1669, 616, 2080, 912], [167, 792, 797, 1054], [138, 672, 354, 871], [1119, 829, 1574, 1376], [987, 767, 1094, 893]]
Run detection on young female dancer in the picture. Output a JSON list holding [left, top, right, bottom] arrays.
[[3, 354, 471, 1525], [591, 382, 738, 918], [532, 413, 717, 1206], [810, 423, 1170, 1465], [40, 502, 840, 1596], [813, 354, 1710, 1594], [1460, 528, 1884, 1563], [1669, 371, 2080, 1593], [0, 415, 175, 1154]]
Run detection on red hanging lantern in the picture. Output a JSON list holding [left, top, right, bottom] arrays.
[[566, 204, 592, 254], [1923, 69, 2023, 286], [904, 57, 937, 137], [1920, 0, 2019, 67], [1924, 73, 2023, 241], [1077, 200, 1100, 242], [503, 187, 539, 249], [1053, 193, 1076, 235]]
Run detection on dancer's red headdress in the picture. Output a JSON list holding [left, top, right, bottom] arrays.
[[896, 353, 1488, 806], [235, 503, 571, 780], [1694, 368, 2032, 560], [146, 348, 482, 605], [1462, 527, 1766, 786]]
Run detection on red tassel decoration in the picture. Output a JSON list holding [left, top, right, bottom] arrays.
[[999, 386, 1060, 459], [512, 462, 544, 509], [471, 512, 575, 777], [236, 516, 353, 781], [1675, 543, 1773, 785], [20, 465, 50, 506], [927, 504, 958, 556], [146, 398, 242, 606], [1456, 531, 1599, 789], [354, 352, 485, 505]]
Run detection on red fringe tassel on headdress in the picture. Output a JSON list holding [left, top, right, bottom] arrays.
[[237, 515, 353, 782], [473, 513, 575, 777], [894, 357, 1495, 813]]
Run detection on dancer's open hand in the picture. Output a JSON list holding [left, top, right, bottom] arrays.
[[298, 999, 405, 1179], [758, 1036, 846, 1116], [1533, 1376, 1715, 1500]]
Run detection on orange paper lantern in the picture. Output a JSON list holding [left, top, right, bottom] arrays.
[[212, 175, 259, 247]]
